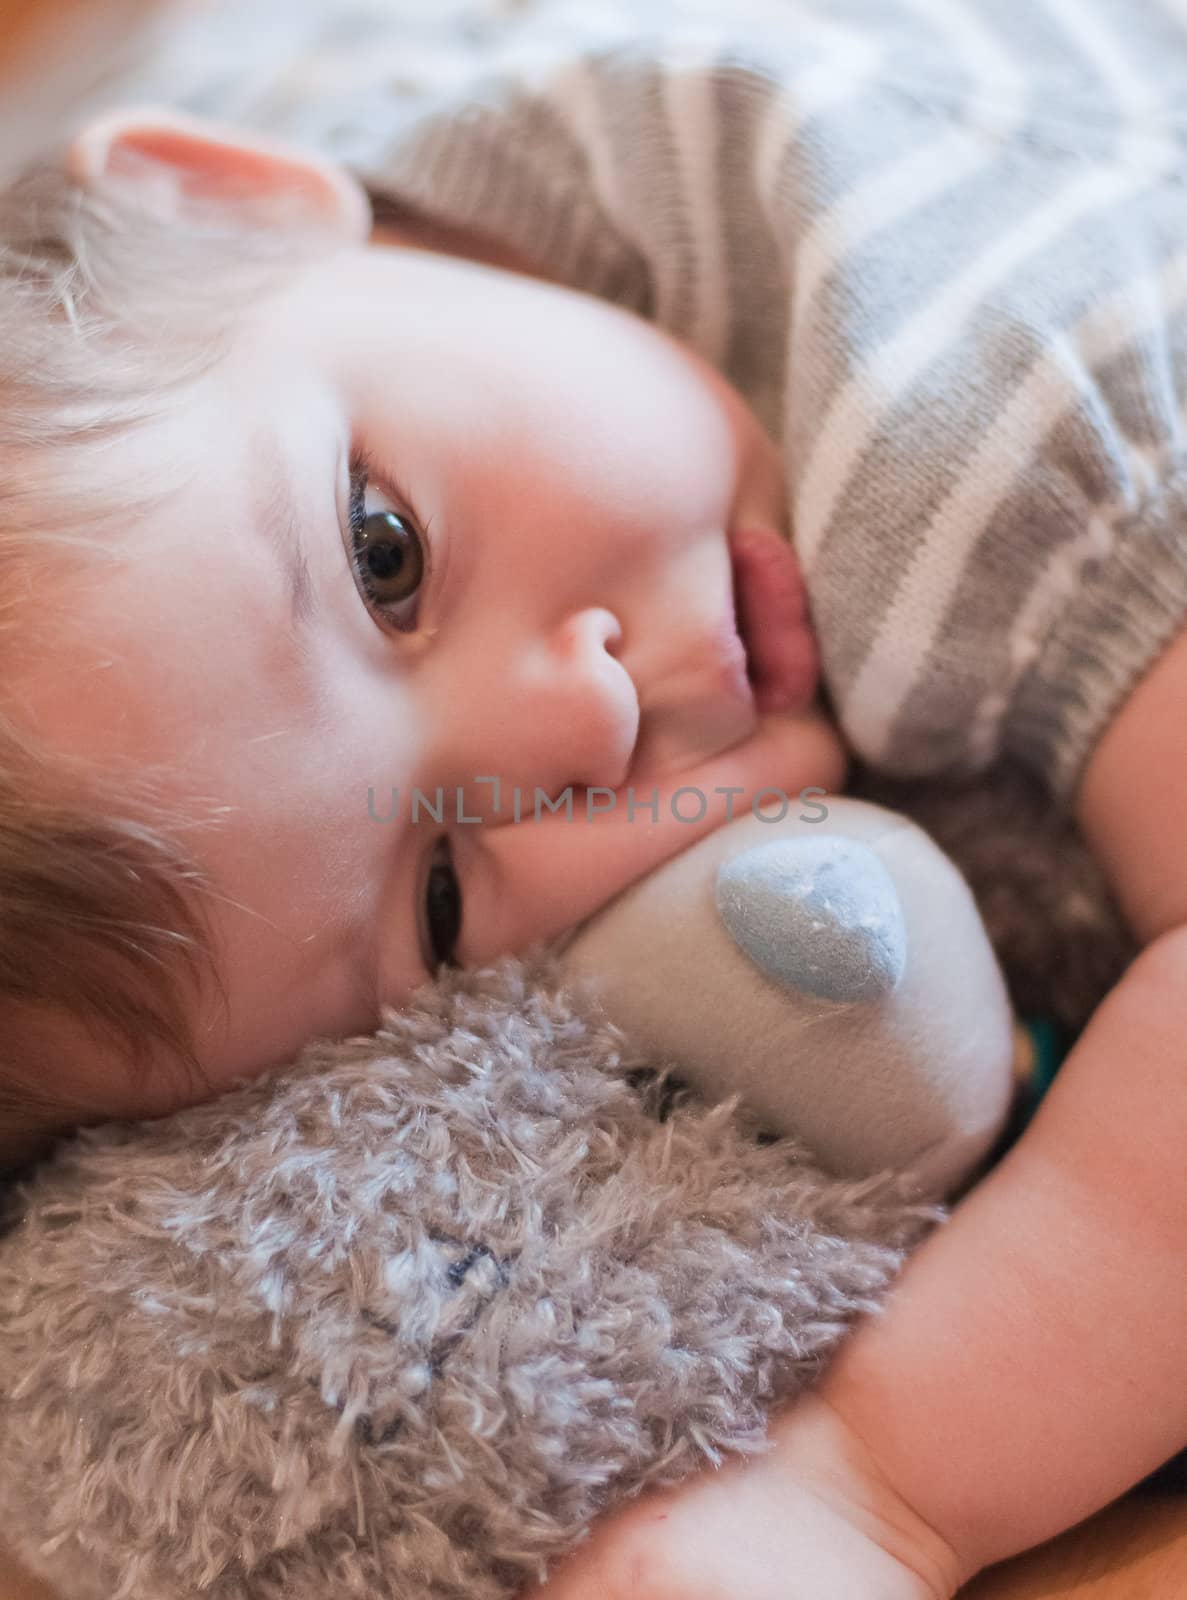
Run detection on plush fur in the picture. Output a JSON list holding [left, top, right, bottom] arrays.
[[0, 955, 937, 1599], [0, 762, 1135, 1599]]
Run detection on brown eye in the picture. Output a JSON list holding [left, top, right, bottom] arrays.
[[357, 510, 425, 607], [346, 461, 432, 634]]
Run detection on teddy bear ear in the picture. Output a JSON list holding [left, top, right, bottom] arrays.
[[65, 106, 371, 241]]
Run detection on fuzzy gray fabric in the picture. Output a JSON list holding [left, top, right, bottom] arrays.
[[0, 955, 938, 1600], [0, 763, 1135, 1600]]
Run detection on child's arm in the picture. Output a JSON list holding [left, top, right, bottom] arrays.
[[526, 630, 1187, 1600], [805, 933, 1187, 1581], [528, 937, 1187, 1599]]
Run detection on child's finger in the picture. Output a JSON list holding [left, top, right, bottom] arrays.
[[462, 707, 846, 963]]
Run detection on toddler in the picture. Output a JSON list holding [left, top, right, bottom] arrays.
[[0, 109, 838, 1157], [4, 1, 1187, 1595]]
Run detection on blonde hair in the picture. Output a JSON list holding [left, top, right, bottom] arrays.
[[0, 148, 335, 1163]]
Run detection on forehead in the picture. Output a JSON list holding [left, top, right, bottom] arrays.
[[4, 368, 338, 783]]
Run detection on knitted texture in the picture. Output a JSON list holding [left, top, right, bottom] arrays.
[[117, 0, 1187, 804], [0, 955, 937, 1600]]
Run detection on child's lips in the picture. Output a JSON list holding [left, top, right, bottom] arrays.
[[727, 525, 820, 712], [626, 528, 818, 785]]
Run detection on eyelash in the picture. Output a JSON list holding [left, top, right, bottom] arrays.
[[346, 449, 435, 635], [421, 835, 463, 972]]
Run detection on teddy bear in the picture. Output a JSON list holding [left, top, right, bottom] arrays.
[[0, 793, 1025, 1600]]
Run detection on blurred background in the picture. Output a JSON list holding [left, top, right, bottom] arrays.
[[0, 0, 187, 177], [0, 0, 582, 181]]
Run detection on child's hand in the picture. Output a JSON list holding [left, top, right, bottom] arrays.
[[471, 705, 848, 965], [521, 1393, 963, 1600]]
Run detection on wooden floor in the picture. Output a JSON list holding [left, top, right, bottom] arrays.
[[3, 1489, 1187, 1598], [961, 1489, 1187, 1599]]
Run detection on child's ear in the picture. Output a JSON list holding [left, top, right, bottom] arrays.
[[65, 107, 371, 242]]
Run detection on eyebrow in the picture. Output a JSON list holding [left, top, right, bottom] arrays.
[[253, 436, 318, 631]]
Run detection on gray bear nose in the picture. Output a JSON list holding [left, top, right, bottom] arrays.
[[714, 836, 907, 1002]]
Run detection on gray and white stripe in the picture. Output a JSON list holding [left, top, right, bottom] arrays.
[[139, 0, 1187, 801]]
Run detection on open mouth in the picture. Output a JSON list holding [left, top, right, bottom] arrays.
[[728, 525, 814, 712]]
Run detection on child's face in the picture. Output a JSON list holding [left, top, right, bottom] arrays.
[[16, 228, 826, 1110]]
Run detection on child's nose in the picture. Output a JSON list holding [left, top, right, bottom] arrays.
[[454, 606, 640, 820]]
